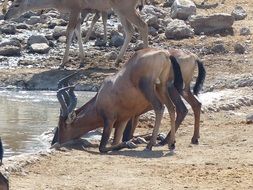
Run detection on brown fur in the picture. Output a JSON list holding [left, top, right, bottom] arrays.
[[54, 48, 182, 152]]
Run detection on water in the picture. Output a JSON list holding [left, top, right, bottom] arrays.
[[0, 90, 95, 158]]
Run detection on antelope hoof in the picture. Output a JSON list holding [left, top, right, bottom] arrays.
[[145, 143, 153, 151], [79, 62, 85, 68], [58, 63, 66, 70], [136, 137, 148, 144], [158, 138, 167, 146], [157, 133, 166, 141], [191, 137, 199, 145], [169, 143, 175, 151], [126, 141, 137, 149], [50, 142, 61, 149]]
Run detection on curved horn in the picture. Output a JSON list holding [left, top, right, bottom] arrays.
[[57, 71, 79, 89], [67, 86, 77, 113], [57, 87, 69, 117], [57, 85, 77, 117]]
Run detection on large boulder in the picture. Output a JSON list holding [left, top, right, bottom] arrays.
[[171, 0, 196, 20], [165, 19, 194, 39], [188, 13, 234, 34]]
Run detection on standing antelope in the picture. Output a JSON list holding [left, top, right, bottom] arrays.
[[4, 0, 148, 68], [122, 48, 206, 145], [52, 48, 184, 152]]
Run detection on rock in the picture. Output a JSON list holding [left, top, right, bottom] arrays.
[[148, 26, 158, 36], [240, 27, 251, 36], [189, 13, 234, 34], [246, 114, 253, 124], [171, 0, 196, 20], [163, 0, 175, 7], [0, 40, 21, 56], [165, 19, 194, 39], [48, 19, 68, 29], [23, 11, 40, 19], [0, 24, 16, 35], [141, 5, 167, 18], [16, 23, 29, 30], [58, 36, 67, 43], [30, 43, 50, 54], [231, 5, 247, 20], [53, 26, 66, 39], [105, 51, 118, 61], [109, 34, 124, 47], [210, 44, 227, 54], [94, 39, 107, 47], [134, 40, 145, 51], [145, 15, 159, 29], [25, 16, 46, 25], [0, 13, 4, 20], [27, 35, 49, 46], [234, 43, 246, 54]]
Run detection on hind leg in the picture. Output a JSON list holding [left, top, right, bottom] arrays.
[[182, 88, 202, 144], [139, 78, 165, 150], [115, 15, 135, 65], [156, 82, 177, 151], [113, 121, 128, 145], [124, 10, 148, 48], [159, 85, 188, 146]]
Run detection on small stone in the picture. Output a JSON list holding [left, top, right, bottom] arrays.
[[30, 43, 50, 54], [231, 5, 247, 20], [134, 40, 145, 51], [240, 27, 251, 36], [109, 34, 124, 47], [165, 19, 194, 39], [211, 44, 227, 54], [25, 16, 46, 25], [0, 39, 21, 56], [16, 23, 29, 30], [27, 35, 49, 46], [53, 26, 66, 39], [246, 114, 253, 124], [58, 36, 66, 43], [105, 51, 118, 61], [0, 24, 16, 35], [234, 43, 246, 54]]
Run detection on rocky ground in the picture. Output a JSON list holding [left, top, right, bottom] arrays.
[[0, 0, 253, 189]]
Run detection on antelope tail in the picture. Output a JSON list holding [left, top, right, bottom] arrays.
[[193, 60, 206, 95], [169, 56, 183, 94]]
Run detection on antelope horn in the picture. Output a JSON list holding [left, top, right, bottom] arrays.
[[57, 71, 79, 89], [67, 85, 77, 113], [57, 85, 77, 117], [57, 87, 70, 117]]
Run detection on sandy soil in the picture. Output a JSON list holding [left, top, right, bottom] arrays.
[[0, 0, 253, 189]]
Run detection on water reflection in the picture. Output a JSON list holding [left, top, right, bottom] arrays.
[[0, 90, 95, 158]]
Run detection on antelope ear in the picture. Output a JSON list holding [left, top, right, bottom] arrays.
[[66, 111, 77, 124]]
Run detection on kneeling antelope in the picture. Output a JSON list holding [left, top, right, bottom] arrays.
[[52, 48, 183, 153], [4, 0, 148, 68], [122, 48, 206, 145]]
